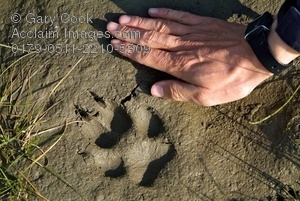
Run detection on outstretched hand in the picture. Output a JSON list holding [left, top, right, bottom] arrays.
[[106, 8, 272, 106]]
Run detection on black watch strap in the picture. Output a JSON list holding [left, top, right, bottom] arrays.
[[246, 27, 291, 75], [245, 12, 293, 75]]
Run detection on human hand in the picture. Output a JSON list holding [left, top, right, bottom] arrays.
[[106, 8, 273, 106]]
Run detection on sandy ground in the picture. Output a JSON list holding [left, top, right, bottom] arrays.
[[0, 0, 299, 200]]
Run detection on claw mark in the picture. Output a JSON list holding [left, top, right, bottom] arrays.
[[88, 90, 106, 108], [120, 84, 139, 105]]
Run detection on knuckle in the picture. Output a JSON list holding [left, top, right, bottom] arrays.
[[143, 30, 156, 43], [134, 16, 145, 27], [177, 12, 192, 23], [160, 36, 183, 49], [119, 26, 132, 35], [164, 9, 173, 18], [156, 20, 171, 33], [173, 36, 183, 46], [170, 85, 183, 101]]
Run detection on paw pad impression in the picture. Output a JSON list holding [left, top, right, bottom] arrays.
[[76, 91, 175, 186]]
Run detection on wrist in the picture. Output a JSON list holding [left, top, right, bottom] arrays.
[[268, 18, 300, 65]]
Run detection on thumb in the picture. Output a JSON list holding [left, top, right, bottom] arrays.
[[150, 80, 200, 103]]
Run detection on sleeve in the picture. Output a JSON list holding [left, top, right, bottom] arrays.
[[276, 0, 300, 52]]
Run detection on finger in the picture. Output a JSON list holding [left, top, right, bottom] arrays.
[[110, 40, 197, 79], [118, 15, 191, 35], [151, 80, 213, 106], [107, 21, 182, 50], [148, 8, 208, 26]]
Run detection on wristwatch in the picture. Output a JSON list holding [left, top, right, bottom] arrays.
[[244, 12, 292, 75]]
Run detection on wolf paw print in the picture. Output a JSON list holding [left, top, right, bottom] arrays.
[[75, 91, 175, 186]]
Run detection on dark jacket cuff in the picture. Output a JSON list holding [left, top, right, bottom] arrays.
[[276, 0, 300, 52]]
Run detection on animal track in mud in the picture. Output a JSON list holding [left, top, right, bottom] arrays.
[[75, 91, 175, 186]]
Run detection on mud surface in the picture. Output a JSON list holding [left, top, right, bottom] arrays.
[[0, 0, 299, 200]]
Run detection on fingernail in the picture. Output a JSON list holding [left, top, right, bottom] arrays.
[[148, 8, 159, 14], [151, 84, 164, 97], [107, 22, 120, 31], [111, 39, 121, 45], [119, 15, 131, 24]]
